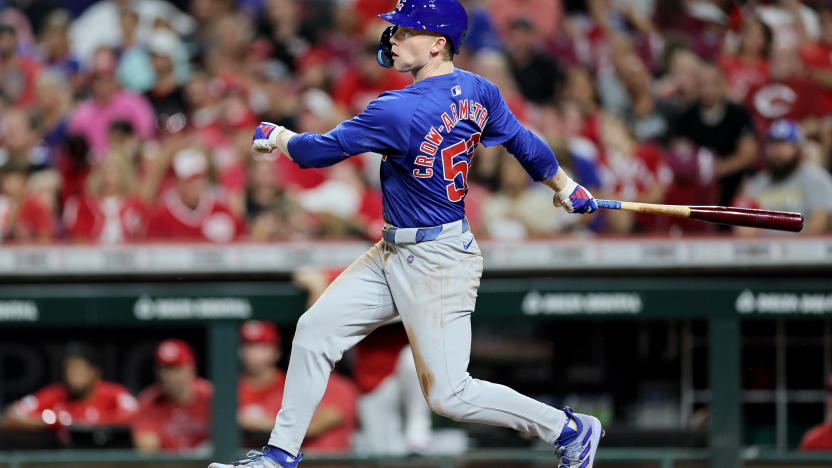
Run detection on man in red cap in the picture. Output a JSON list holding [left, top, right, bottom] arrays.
[[799, 373, 832, 451], [131, 339, 213, 453], [146, 148, 243, 243], [238, 320, 286, 437], [237, 320, 358, 453]]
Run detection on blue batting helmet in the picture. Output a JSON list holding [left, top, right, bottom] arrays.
[[378, 0, 468, 59]]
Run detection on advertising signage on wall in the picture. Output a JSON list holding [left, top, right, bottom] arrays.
[[0, 281, 830, 325]]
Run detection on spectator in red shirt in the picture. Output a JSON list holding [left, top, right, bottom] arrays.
[[332, 36, 411, 117], [238, 320, 286, 438], [237, 319, 358, 453], [1, 342, 138, 431], [719, 16, 772, 102], [146, 147, 243, 242], [132, 339, 213, 453], [799, 373, 832, 451], [0, 162, 53, 243], [799, 6, 832, 163], [63, 151, 149, 243], [745, 42, 824, 141], [0, 23, 40, 108], [488, 0, 561, 40], [599, 114, 672, 233]]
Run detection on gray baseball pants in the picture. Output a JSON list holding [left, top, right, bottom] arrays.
[[268, 218, 568, 455]]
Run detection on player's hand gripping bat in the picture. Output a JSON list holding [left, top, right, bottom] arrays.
[[596, 200, 804, 232]]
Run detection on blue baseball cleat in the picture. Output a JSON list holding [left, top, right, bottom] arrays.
[[208, 446, 303, 468], [554, 406, 603, 468]]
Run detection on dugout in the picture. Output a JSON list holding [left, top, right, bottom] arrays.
[[0, 237, 831, 468]]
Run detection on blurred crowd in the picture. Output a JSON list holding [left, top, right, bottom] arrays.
[[1, 0, 832, 243]]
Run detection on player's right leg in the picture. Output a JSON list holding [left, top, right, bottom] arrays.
[[209, 242, 398, 468]]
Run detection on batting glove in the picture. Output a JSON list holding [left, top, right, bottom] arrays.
[[555, 177, 598, 214], [252, 122, 286, 153]]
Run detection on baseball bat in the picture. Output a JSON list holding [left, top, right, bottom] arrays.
[[596, 200, 804, 232]]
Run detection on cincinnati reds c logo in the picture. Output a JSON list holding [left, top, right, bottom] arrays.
[[753, 84, 797, 119]]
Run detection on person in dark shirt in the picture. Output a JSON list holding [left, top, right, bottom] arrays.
[[505, 17, 564, 104], [144, 30, 188, 131], [1, 343, 137, 431], [671, 64, 757, 207]]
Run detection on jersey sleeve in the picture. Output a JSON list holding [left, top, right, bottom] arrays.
[[13, 386, 59, 419], [480, 81, 559, 182], [287, 92, 412, 169]]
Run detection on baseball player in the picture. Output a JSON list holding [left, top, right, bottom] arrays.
[[210, 1, 602, 467]]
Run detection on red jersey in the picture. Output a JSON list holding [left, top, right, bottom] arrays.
[[238, 369, 357, 453], [599, 142, 672, 201], [353, 324, 410, 394], [357, 188, 384, 240], [800, 423, 832, 451], [353, 0, 397, 32], [600, 142, 673, 232], [13, 381, 138, 426], [275, 153, 327, 190], [718, 55, 769, 101], [304, 372, 358, 453], [0, 194, 53, 241], [332, 68, 411, 117], [132, 378, 213, 452], [63, 195, 148, 242], [745, 77, 824, 137], [800, 42, 832, 113], [3, 57, 41, 108], [238, 370, 286, 425], [146, 189, 243, 242]]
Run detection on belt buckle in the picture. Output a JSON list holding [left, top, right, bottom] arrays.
[[383, 226, 398, 243]]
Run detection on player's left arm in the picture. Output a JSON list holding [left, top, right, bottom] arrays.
[[0, 405, 46, 429], [252, 93, 409, 168], [480, 82, 597, 214]]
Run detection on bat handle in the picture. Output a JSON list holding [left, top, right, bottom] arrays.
[[596, 199, 621, 210]]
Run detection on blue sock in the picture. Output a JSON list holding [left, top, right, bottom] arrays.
[[263, 446, 303, 466]]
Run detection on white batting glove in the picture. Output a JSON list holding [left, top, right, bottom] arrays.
[[555, 177, 598, 214], [252, 122, 286, 153]]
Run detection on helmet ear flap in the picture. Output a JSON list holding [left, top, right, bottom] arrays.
[[377, 25, 397, 68]]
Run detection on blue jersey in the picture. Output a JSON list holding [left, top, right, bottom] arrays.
[[288, 69, 559, 228]]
